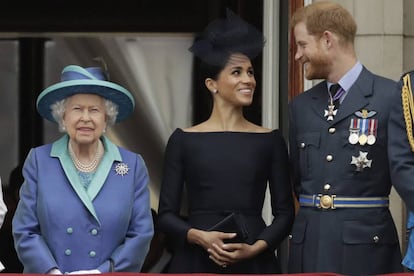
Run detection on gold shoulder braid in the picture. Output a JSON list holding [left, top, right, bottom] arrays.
[[402, 73, 414, 152]]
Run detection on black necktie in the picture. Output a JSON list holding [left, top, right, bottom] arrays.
[[330, 84, 341, 108]]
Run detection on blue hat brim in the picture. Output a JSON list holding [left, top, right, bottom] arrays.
[[36, 79, 135, 123]]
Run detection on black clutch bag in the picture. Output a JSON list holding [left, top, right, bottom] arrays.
[[208, 213, 249, 243]]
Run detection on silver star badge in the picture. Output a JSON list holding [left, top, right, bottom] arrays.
[[351, 151, 372, 172], [115, 163, 129, 176], [324, 104, 338, 121]]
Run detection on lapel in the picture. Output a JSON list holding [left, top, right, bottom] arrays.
[[309, 68, 373, 125], [50, 135, 122, 224], [332, 67, 372, 124], [310, 81, 334, 123], [88, 136, 122, 200]]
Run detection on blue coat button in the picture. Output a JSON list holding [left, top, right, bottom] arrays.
[[65, 249, 72, 256]]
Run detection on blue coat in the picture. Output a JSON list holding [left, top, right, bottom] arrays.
[[12, 135, 154, 273], [388, 71, 414, 270], [288, 67, 403, 275]]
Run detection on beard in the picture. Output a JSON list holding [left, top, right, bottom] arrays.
[[303, 52, 331, 80]]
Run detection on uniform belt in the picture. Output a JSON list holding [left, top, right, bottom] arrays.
[[299, 194, 389, 209]]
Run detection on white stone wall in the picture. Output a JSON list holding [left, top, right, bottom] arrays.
[[404, 0, 414, 71], [337, 0, 403, 80]]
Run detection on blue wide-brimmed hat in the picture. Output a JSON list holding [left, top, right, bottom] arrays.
[[36, 65, 135, 123]]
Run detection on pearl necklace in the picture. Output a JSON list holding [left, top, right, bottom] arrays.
[[68, 141, 104, 173]]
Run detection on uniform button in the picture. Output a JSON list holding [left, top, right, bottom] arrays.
[[65, 249, 72, 256], [326, 155, 333, 161], [300, 142, 305, 148], [324, 184, 331, 191], [89, 251, 96, 257], [91, 229, 98, 235], [288, 234, 292, 240], [373, 235, 380, 243], [329, 128, 336, 134], [66, 227, 73, 234]]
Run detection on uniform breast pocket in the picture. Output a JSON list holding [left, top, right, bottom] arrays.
[[297, 132, 320, 179]]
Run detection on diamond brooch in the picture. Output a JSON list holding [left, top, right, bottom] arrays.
[[115, 163, 129, 176]]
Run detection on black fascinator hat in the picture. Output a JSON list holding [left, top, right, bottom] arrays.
[[189, 8, 266, 66]]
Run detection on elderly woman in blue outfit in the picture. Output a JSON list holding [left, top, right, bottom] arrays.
[[12, 65, 154, 274]]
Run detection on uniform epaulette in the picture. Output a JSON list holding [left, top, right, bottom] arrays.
[[400, 70, 414, 81], [401, 72, 414, 152]]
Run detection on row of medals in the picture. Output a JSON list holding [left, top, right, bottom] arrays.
[[348, 129, 376, 145], [348, 115, 377, 145], [325, 96, 377, 146]]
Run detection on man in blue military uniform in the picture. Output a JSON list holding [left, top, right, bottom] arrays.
[[389, 71, 414, 272], [288, 1, 403, 275]]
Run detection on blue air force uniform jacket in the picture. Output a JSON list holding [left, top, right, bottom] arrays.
[[12, 135, 154, 273], [288, 67, 403, 275], [388, 71, 414, 270]]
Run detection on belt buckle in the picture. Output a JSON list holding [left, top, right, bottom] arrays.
[[317, 194, 336, 209]]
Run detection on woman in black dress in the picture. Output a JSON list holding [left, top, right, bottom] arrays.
[[157, 9, 295, 274]]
